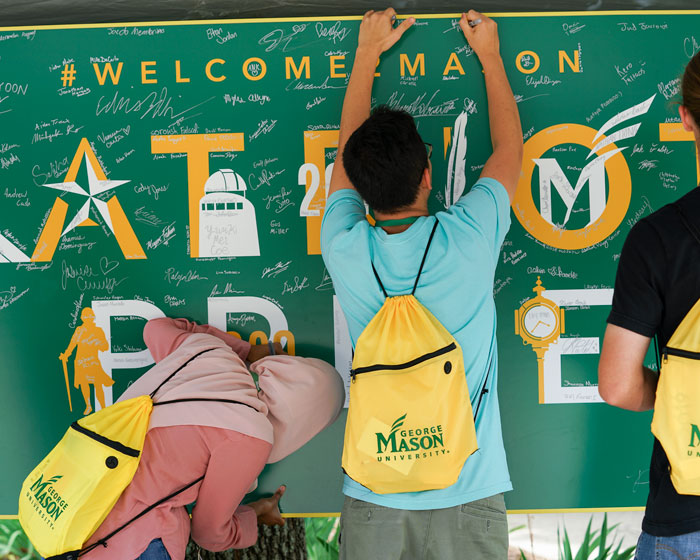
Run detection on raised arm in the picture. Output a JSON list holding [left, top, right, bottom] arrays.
[[328, 8, 414, 197], [460, 10, 523, 202]]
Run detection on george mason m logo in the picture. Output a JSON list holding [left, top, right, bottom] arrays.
[[513, 95, 656, 250], [689, 424, 700, 456], [376, 413, 448, 462], [26, 474, 67, 528]]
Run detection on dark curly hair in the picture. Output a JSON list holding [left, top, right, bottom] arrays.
[[342, 106, 428, 213]]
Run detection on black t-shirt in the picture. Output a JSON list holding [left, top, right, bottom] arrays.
[[608, 186, 700, 536]]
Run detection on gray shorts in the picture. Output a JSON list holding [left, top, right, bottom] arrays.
[[339, 493, 508, 560]]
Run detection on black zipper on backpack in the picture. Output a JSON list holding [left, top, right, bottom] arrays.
[[69, 422, 140, 457], [663, 346, 700, 363], [350, 342, 456, 381]]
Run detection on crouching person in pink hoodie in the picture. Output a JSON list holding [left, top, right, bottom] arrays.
[[82, 317, 345, 560]]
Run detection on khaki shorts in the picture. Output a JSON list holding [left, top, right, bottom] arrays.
[[339, 493, 508, 560]]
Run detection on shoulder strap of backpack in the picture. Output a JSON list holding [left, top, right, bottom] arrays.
[[369, 218, 440, 298], [412, 219, 440, 296], [149, 347, 217, 399], [79, 475, 206, 557], [370, 261, 388, 298], [653, 334, 661, 374], [153, 397, 257, 411]]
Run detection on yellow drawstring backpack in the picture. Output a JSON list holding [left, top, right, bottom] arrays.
[[651, 205, 700, 495], [342, 219, 488, 494], [19, 348, 245, 560]]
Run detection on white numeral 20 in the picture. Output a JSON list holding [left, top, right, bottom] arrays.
[[298, 162, 334, 217]]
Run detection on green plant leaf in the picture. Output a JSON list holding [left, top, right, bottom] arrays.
[[306, 517, 339, 560], [558, 525, 574, 560], [556, 514, 636, 560], [0, 520, 41, 560], [574, 518, 593, 560], [596, 514, 611, 560], [610, 543, 636, 560]]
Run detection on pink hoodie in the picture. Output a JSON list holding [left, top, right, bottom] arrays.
[[83, 318, 345, 560]]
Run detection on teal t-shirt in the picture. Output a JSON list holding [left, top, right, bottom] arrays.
[[320, 177, 513, 510]]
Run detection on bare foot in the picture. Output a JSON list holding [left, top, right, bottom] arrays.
[[83, 405, 92, 415]]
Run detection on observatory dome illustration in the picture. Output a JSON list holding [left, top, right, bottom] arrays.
[[198, 169, 260, 257]]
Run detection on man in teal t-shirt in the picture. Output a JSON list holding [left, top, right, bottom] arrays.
[[321, 8, 523, 559]]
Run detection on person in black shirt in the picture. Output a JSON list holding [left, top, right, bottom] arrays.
[[599, 51, 700, 559]]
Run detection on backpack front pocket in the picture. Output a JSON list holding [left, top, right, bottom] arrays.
[[343, 341, 476, 494], [652, 349, 700, 495]]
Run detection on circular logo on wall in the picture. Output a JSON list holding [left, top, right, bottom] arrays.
[[513, 95, 655, 250]]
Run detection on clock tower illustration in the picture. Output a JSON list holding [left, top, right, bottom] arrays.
[[514, 277, 566, 403]]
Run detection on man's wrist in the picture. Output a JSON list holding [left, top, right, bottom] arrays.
[[355, 45, 381, 62], [478, 53, 504, 71]]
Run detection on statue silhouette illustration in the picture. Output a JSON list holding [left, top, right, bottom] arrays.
[[59, 307, 113, 415]]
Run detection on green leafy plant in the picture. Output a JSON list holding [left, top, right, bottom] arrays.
[[305, 516, 339, 560], [0, 520, 40, 560], [508, 523, 529, 559], [557, 514, 635, 560]]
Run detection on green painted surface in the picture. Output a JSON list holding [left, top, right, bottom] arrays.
[[1, 12, 698, 514]]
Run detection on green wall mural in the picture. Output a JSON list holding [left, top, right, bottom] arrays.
[[1, 11, 699, 515]]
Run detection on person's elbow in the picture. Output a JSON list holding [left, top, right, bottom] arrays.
[[191, 521, 257, 551], [509, 144, 524, 188], [508, 134, 524, 172], [193, 534, 256, 552], [598, 362, 648, 411], [597, 363, 628, 408], [514, 139, 524, 168], [598, 324, 654, 411], [497, 134, 523, 177]]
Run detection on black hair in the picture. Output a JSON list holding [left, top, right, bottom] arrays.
[[683, 51, 700, 127], [342, 105, 428, 213]]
